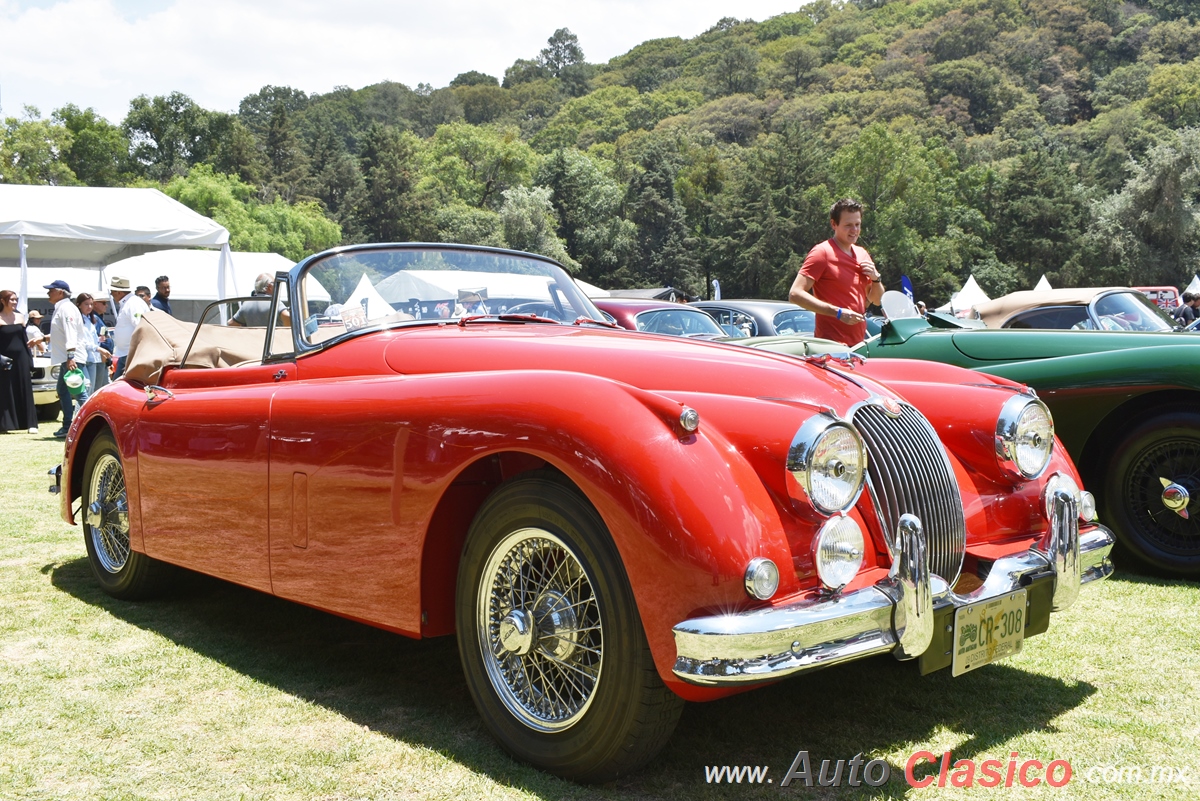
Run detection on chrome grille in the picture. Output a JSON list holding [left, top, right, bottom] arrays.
[[852, 402, 967, 584]]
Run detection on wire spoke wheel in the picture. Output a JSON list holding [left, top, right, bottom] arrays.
[[478, 528, 602, 731], [81, 430, 170, 599], [1123, 438, 1200, 556], [85, 453, 131, 573]]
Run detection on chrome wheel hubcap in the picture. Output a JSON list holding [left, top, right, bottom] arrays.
[[1160, 477, 1191, 520], [477, 528, 602, 731], [87, 453, 130, 573]]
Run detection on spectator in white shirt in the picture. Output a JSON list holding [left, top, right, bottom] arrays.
[[45, 279, 90, 437], [109, 275, 149, 379]]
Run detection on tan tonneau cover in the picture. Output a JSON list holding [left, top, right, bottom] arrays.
[[123, 310, 267, 384]]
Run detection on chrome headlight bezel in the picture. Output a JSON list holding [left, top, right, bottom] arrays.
[[787, 414, 867, 515], [995, 395, 1054, 480]]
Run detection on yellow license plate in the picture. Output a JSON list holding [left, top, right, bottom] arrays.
[[951, 590, 1027, 677]]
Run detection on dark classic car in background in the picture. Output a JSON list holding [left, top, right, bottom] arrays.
[[690, 298, 884, 338], [741, 293, 1199, 576], [59, 245, 1113, 780], [974, 287, 1184, 332], [591, 296, 727, 339]]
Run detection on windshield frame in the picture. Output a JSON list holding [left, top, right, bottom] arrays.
[[1087, 289, 1178, 333], [286, 243, 603, 355]]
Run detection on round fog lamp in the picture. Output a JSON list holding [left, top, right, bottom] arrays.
[[814, 516, 865, 591], [744, 557, 780, 600]]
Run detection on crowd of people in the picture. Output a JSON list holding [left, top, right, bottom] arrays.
[[0, 273, 168, 435]]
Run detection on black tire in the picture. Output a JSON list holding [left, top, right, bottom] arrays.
[[1102, 409, 1200, 576], [81, 430, 172, 599], [456, 474, 683, 782], [36, 403, 59, 422]]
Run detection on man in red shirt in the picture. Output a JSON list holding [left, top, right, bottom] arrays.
[[788, 199, 884, 346]]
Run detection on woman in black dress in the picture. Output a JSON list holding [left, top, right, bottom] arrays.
[[0, 289, 38, 432]]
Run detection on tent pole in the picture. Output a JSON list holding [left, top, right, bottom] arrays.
[[17, 235, 28, 314]]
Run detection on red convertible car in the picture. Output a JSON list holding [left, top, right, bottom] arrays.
[[58, 244, 1113, 781]]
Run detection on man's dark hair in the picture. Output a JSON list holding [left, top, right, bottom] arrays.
[[135, 285, 151, 295], [1183, 292, 1195, 303], [155, 275, 169, 288], [830, 198, 864, 223]]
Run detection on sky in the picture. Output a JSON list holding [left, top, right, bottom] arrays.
[[1, 0, 804, 123]]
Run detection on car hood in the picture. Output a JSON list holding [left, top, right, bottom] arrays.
[[381, 324, 885, 414], [947, 328, 1199, 362]]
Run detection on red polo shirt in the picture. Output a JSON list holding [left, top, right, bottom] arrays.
[[799, 238, 873, 346]]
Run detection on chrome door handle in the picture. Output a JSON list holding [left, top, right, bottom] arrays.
[[144, 385, 174, 402]]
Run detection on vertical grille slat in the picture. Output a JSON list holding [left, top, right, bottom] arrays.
[[853, 403, 967, 585]]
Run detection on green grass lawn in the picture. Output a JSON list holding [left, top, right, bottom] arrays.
[[2, 424, 1198, 800]]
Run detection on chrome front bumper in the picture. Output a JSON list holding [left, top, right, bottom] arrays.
[[672, 490, 1114, 685]]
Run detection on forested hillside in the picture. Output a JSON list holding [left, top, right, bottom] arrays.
[[4, 0, 1200, 303]]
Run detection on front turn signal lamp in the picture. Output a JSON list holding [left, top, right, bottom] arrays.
[[744, 558, 780, 600]]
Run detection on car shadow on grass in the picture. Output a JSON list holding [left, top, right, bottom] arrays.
[[51, 557, 1096, 800]]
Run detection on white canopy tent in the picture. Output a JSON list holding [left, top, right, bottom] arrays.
[[936, 274, 991, 312], [1034, 274, 1052, 291], [0, 185, 231, 315], [1187, 275, 1200, 295], [94, 250, 329, 322]]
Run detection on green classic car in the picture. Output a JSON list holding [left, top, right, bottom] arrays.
[[738, 307, 1200, 577]]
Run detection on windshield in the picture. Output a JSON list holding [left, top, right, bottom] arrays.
[[634, 308, 725, 337], [296, 246, 602, 347], [1087, 291, 1176, 333]]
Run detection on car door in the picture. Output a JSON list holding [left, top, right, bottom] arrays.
[[136, 361, 295, 591], [266, 377, 421, 634]]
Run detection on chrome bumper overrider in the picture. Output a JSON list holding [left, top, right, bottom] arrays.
[[672, 491, 1114, 685]]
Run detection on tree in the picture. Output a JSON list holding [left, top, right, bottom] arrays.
[[238, 85, 309, 138], [263, 102, 310, 202], [451, 71, 500, 87], [0, 107, 76, 185], [123, 92, 222, 179], [540, 28, 585, 77], [354, 124, 432, 243], [498, 186, 577, 267], [1082, 129, 1200, 286], [623, 140, 700, 293], [163, 164, 341, 261], [536, 149, 634, 278], [51, 105, 132, 186], [422, 123, 537, 209]]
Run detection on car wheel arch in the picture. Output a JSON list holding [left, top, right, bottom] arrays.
[[69, 416, 119, 514], [1079, 388, 1200, 489], [419, 453, 582, 638]]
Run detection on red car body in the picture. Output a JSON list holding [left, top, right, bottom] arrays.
[[58, 244, 1113, 781]]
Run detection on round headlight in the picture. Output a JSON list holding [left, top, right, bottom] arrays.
[[787, 417, 867, 514], [744, 557, 780, 600], [814, 516, 865, 591], [996, 395, 1054, 479]]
